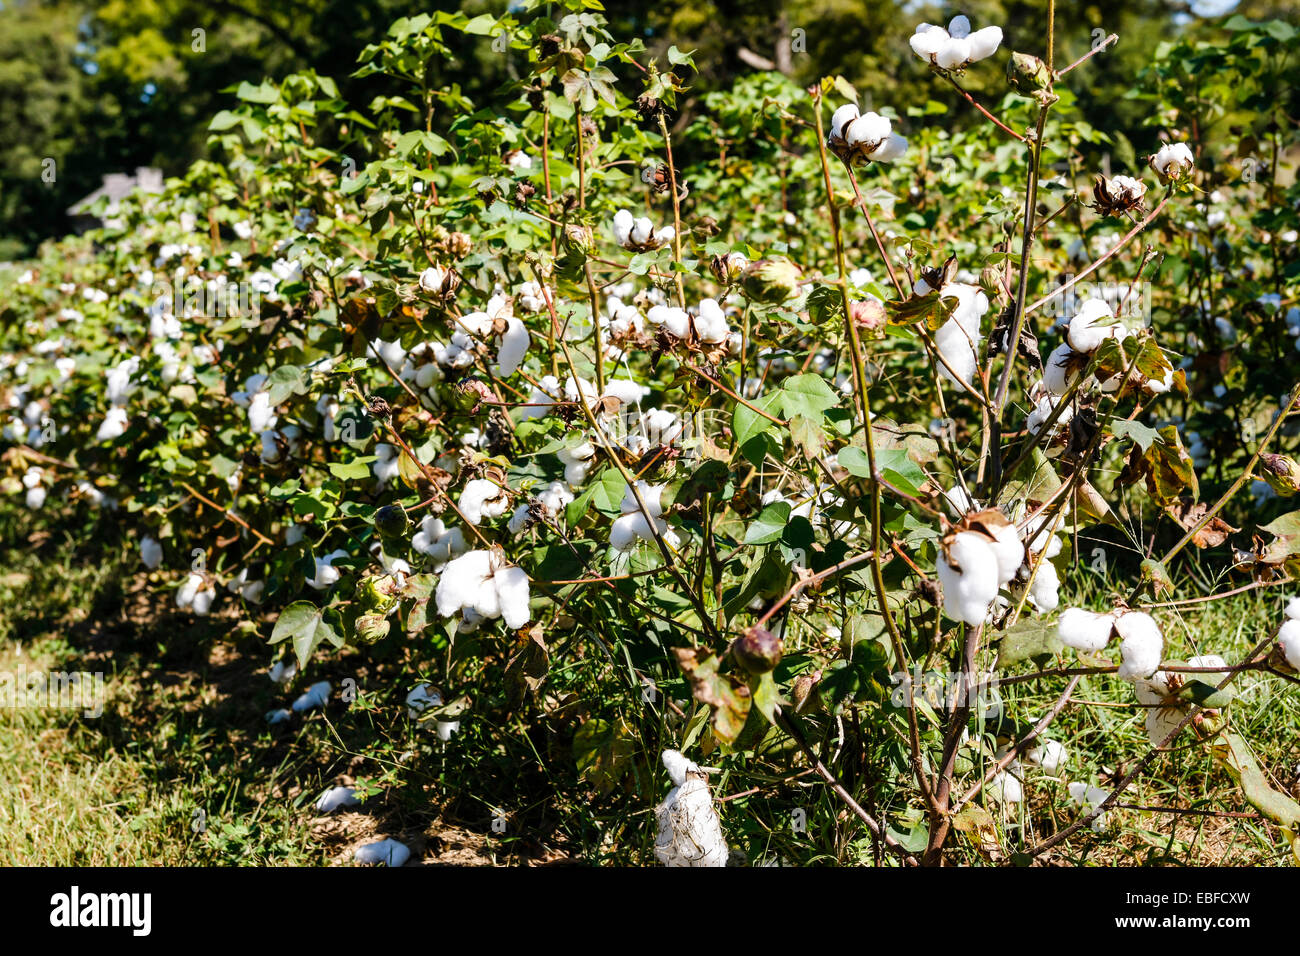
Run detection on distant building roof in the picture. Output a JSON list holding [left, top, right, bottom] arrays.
[[67, 167, 164, 227]]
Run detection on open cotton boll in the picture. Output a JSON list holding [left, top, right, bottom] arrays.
[[988, 767, 1024, 804], [292, 680, 331, 712], [602, 378, 650, 408], [647, 304, 692, 339], [942, 484, 980, 517], [247, 390, 277, 433], [1278, 619, 1300, 671], [621, 480, 665, 518], [406, 683, 442, 719], [829, 103, 860, 138], [844, 111, 892, 150], [1067, 298, 1122, 353], [494, 317, 530, 376], [932, 283, 987, 386], [307, 549, 349, 590], [1114, 611, 1164, 680], [1057, 607, 1116, 652], [695, 298, 731, 344], [989, 522, 1025, 586], [412, 516, 467, 568], [459, 478, 510, 525], [353, 838, 411, 867], [612, 209, 634, 246], [315, 786, 362, 813], [1068, 782, 1111, 830], [610, 511, 665, 552], [1043, 342, 1078, 396], [435, 549, 532, 630], [557, 441, 596, 486], [1285, 597, 1300, 620], [1026, 739, 1068, 774], [268, 658, 297, 684], [1150, 142, 1195, 180], [372, 444, 400, 487], [266, 708, 292, 725], [140, 536, 163, 570], [937, 531, 1001, 624], [96, 406, 128, 441], [655, 750, 728, 867], [1025, 558, 1061, 613]]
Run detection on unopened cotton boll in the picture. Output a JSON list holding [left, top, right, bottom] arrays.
[[1278, 619, 1300, 671], [353, 838, 410, 867], [292, 680, 331, 712], [654, 750, 728, 867], [140, 536, 163, 569], [1114, 611, 1164, 680], [937, 531, 1001, 624], [315, 786, 361, 813], [1057, 607, 1116, 652]]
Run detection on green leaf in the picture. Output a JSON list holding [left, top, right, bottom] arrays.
[[779, 373, 838, 420], [270, 601, 342, 668], [996, 615, 1064, 666], [328, 457, 376, 481], [1111, 418, 1162, 452], [732, 391, 782, 454], [265, 365, 306, 406], [745, 501, 791, 545]]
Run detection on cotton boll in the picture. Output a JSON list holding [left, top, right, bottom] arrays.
[[96, 406, 128, 441], [935, 36, 972, 70], [1115, 612, 1164, 680], [648, 305, 691, 339], [459, 478, 510, 525], [829, 103, 860, 138], [247, 390, 277, 433], [269, 659, 297, 684], [191, 582, 216, 616], [1026, 739, 1068, 775], [909, 25, 948, 61], [435, 549, 531, 630], [307, 549, 349, 590], [1057, 607, 1116, 652], [412, 516, 467, 568], [140, 536, 163, 570], [1285, 597, 1300, 621], [1067, 298, 1120, 353], [602, 378, 649, 408], [844, 111, 892, 151], [943, 484, 980, 517], [610, 511, 662, 552], [266, 708, 292, 725], [621, 480, 665, 519], [1278, 619, 1300, 671], [695, 298, 730, 343], [315, 786, 361, 813], [613, 209, 634, 246], [989, 522, 1025, 586], [932, 283, 987, 386], [371, 444, 400, 486], [937, 532, 1001, 624], [494, 317, 530, 376], [353, 838, 411, 867], [1068, 782, 1111, 830], [1043, 342, 1077, 396], [654, 750, 728, 867], [988, 766, 1024, 804], [406, 684, 442, 718], [292, 680, 331, 712]]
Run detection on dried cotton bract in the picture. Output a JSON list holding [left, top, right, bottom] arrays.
[[654, 750, 728, 867]]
